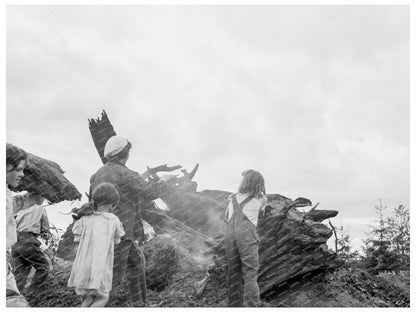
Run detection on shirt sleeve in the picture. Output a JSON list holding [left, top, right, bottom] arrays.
[[125, 169, 167, 200], [12, 195, 24, 214], [40, 208, 50, 233], [114, 219, 125, 245], [72, 219, 83, 242]]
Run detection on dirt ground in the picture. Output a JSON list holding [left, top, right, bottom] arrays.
[[21, 233, 410, 308], [268, 267, 410, 307], [23, 254, 409, 308]]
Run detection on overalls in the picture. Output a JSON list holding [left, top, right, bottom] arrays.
[[225, 195, 261, 307]]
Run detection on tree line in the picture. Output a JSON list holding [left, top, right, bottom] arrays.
[[332, 200, 410, 273]]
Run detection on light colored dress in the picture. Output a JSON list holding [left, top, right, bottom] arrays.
[[68, 211, 125, 296]]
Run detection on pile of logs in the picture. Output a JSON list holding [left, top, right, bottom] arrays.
[[57, 110, 342, 299]]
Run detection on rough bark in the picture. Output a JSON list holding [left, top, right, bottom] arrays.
[[8, 146, 82, 203], [257, 195, 340, 298], [88, 110, 116, 164], [307, 207, 338, 223]]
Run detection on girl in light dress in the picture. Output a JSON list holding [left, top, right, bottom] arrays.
[[68, 183, 125, 307]]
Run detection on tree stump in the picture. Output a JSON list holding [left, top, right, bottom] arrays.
[[159, 173, 341, 298]]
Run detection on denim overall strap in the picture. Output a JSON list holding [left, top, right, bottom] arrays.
[[231, 195, 254, 217]]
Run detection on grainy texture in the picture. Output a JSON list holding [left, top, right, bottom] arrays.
[[8, 148, 81, 203], [159, 175, 341, 297], [88, 110, 116, 164], [85, 111, 342, 297]]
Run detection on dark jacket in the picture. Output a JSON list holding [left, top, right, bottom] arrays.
[[89, 160, 166, 241]]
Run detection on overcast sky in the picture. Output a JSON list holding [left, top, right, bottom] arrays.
[[6, 5, 409, 252]]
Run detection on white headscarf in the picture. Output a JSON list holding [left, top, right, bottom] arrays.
[[104, 135, 129, 159]]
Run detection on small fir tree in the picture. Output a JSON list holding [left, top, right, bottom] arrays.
[[364, 200, 401, 273]]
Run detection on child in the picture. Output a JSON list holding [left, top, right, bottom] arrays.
[[224, 169, 267, 307], [6, 143, 29, 307], [12, 193, 50, 292], [68, 183, 125, 307]]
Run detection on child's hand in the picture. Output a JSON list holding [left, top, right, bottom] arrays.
[[72, 203, 94, 220]]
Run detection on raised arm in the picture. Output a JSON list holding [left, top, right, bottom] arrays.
[[125, 169, 171, 200]]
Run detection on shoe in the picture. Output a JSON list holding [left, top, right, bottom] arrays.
[[131, 300, 146, 307]]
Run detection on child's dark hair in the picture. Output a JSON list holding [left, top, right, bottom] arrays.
[[91, 183, 120, 209], [238, 169, 266, 198], [6, 143, 27, 170]]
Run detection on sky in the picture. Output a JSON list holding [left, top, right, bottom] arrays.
[[5, 5, 410, 252]]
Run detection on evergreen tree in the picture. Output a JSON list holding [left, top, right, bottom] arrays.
[[364, 199, 400, 273], [386, 205, 410, 270], [329, 220, 359, 263], [337, 224, 359, 263]]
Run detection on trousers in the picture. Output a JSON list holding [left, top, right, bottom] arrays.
[[111, 239, 146, 305], [225, 208, 261, 307], [11, 232, 50, 292]]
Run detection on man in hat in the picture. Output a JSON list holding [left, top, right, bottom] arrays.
[[89, 135, 175, 306]]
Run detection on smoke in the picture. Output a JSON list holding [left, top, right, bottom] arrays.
[[152, 233, 214, 270]]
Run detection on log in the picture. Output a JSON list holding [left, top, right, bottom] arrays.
[[8, 146, 82, 203], [307, 207, 339, 223], [257, 195, 340, 298]]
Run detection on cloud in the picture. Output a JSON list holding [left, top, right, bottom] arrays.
[[6, 5, 409, 246]]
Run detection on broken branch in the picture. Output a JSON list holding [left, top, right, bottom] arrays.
[[141, 164, 182, 180]]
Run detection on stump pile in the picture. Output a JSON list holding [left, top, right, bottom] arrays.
[[79, 110, 342, 297]]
